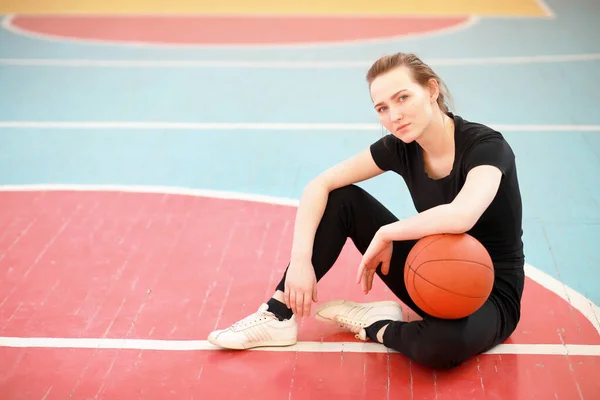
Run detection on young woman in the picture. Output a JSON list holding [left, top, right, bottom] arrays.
[[207, 52, 525, 370]]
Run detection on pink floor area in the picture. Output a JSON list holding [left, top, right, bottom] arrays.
[[7, 15, 470, 45], [0, 190, 598, 399]]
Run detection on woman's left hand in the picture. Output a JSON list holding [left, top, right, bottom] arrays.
[[356, 230, 393, 293]]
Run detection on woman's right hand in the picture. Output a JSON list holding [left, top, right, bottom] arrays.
[[284, 262, 318, 318]]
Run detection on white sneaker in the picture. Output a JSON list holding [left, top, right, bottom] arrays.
[[314, 300, 403, 341], [207, 303, 298, 350]]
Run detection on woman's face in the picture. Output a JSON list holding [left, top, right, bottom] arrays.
[[370, 66, 438, 143]]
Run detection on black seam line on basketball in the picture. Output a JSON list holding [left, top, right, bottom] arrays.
[[406, 267, 443, 317], [418, 259, 493, 270], [411, 263, 492, 299], [410, 268, 446, 318], [406, 235, 449, 267]]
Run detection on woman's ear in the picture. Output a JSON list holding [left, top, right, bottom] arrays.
[[428, 78, 440, 104]]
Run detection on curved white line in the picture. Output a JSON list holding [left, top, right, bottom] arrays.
[[0, 183, 598, 337], [525, 264, 600, 339], [1, 14, 479, 49], [534, 0, 556, 18]]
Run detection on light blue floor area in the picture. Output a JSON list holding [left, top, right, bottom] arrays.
[[1, 0, 599, 304], [1, 61, 600, 125]]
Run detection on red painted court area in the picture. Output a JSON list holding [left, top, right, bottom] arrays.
[[0, 190, 598, 399], [8, 15, 470, 45]]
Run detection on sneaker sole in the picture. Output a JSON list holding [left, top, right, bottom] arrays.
[[313, 299, 402, 324], [207, 337, 297, 350]]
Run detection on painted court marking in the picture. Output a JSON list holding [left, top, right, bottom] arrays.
[[0, 121, 599, 132], [0, 185, 598, 398], [0, 0, 552, 16], [0, 183, 599, 350], [0, 337, 599, 356], [534, 0, 556, 18], [1, 53, 599, 68], [2, 14, 473, 47], [1, 14, 479, 49]]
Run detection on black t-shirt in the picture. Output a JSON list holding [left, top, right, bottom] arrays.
[[370, 114, 525, 318]]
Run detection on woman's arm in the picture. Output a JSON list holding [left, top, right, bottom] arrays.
[[290, 148, 385, 264], [285, 147, 386, 316], [356, 165, 503, 283], [379, 165, 503, 242]]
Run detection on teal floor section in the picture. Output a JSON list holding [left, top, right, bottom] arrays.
[[1, 61, 600, 125]]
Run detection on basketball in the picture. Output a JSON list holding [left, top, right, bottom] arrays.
[[404, 233, 494, 319]]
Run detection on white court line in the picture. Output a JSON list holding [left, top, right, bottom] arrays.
[[525, 264, 600, 341], [0, 336, 598, 356], [0, 121, 599, 132], [1, 183, 599, 341], [534, 0, 556, 18], [1, 53, 599, 68]]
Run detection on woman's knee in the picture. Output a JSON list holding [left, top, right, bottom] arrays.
[[327, 184, 365, 205], [322, 185, 369, 221]]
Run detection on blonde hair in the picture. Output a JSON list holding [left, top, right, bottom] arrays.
[[366, 53, 453, 114]]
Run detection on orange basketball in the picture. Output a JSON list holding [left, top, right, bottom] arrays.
[[404, 233, 494, 319]]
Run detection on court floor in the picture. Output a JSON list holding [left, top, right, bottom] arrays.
[[0, 0, 599, 398]]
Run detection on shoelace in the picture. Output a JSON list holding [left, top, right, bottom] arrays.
[[231, 309, 275, 331], [334, 317, 369, 340]]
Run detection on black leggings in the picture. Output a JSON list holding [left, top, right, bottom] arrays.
[[276, 185, 524, 370]]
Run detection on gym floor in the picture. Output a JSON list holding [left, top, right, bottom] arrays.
[[0, 0, 599, 398]]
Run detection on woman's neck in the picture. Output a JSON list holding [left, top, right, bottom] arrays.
[[417, 110, 455, 159]]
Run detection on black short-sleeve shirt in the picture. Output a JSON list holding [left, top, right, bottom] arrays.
[[370, 113, 524, 268]]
